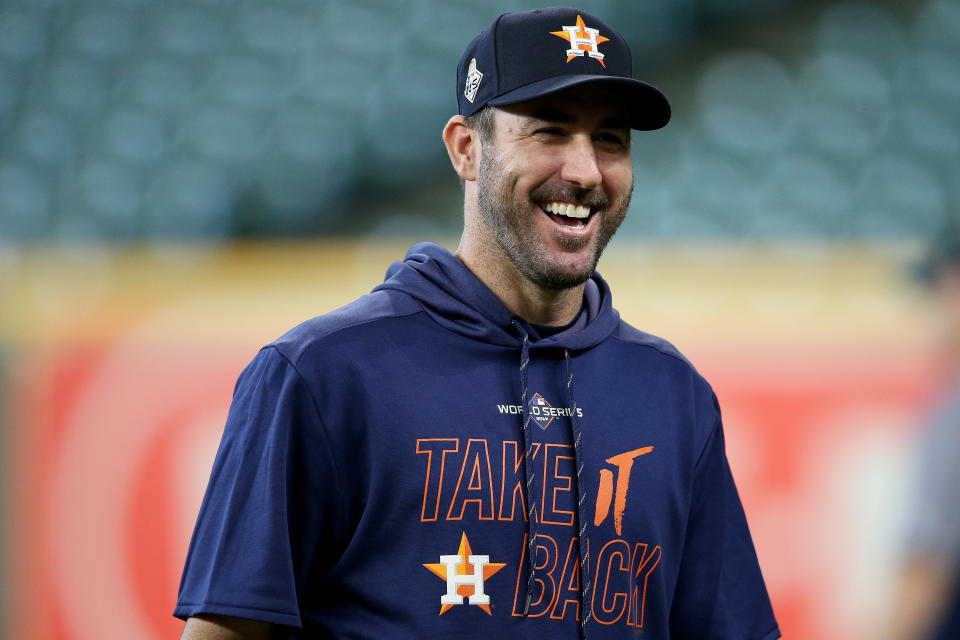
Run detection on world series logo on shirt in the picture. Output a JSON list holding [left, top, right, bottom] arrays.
[[495, 392, 584, 428]]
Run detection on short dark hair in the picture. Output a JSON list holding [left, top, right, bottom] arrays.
[[459, 106, 495, 189], [465, 106, 495, 143]]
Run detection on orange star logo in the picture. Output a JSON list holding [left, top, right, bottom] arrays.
[[550, 14, 611, 68], [423, 532, 506, 615]]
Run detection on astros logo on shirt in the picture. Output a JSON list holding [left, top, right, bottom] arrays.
[[423, 532, 506, 615]]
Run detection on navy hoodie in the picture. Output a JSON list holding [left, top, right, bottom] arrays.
[[176, 242, 780, 640]]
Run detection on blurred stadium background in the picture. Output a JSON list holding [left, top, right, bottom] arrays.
[[1, 0, 958, 638]]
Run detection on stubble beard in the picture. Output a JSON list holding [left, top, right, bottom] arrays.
[[476, 146, 632, 291]]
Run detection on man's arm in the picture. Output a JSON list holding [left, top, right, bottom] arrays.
[[885, 556, 957, 640], [176, 348, 345, 634], [180, 615, 273, 640]]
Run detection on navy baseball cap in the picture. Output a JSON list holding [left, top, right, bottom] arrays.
[[457, 7, 671, 131]]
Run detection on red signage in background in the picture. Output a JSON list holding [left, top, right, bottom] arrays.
[[703, 354, 932, 640], [9, 342, 249, 640]]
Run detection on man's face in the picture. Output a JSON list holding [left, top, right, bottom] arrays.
[[475, 84, 634, 290]]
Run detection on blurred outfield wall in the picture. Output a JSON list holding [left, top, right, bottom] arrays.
[[0, 239, 938, 640]]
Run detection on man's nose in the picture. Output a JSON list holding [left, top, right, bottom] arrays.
[[559, 135, 602, 189]]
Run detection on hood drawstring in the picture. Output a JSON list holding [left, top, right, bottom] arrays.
[[566, 348, 591, 639], [514, 321, 542, 617], [513, 320, 591, 640]]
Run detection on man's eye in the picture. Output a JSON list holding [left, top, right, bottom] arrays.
[[597, 133, 627, 146], [536, 127, 566, 136]]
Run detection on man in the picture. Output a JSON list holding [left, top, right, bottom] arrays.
[[886, 228, 960, 640], [176, 8, 779, 640]]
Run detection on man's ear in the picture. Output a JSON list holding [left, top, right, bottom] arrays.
[[442, 115, 479, 182]]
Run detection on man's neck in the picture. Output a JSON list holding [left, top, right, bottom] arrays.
[[454, 233, 585, 327]]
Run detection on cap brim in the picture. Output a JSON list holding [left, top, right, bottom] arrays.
[[487, 74, 671, 131]]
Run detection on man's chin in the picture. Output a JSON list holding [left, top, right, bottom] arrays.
[[518, 257, 596, 291]]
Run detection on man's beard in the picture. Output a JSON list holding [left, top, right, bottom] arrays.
[[476, 147, 631, 290]]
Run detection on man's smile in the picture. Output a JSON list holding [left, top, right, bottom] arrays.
[[540, 200, 597, 229]]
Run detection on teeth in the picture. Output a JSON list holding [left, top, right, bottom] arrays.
[[545, 201, 590, 219]]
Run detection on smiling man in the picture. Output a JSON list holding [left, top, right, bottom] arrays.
[[175, 8, 780, 640], [449, 85, 635, 325]]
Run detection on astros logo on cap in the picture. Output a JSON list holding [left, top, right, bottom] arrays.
[[550, 14, 610, 68]]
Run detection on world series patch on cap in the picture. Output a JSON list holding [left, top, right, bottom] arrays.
[[457, 7, 671, 131]]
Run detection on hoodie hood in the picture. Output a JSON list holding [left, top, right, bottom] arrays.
[[373, 242, 621, 351]]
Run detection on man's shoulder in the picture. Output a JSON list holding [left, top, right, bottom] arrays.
[[613, 320, 697, 369], [611, 319, 716, 390], [269, 289, 423, 365], [611, 320, 720, 427]]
